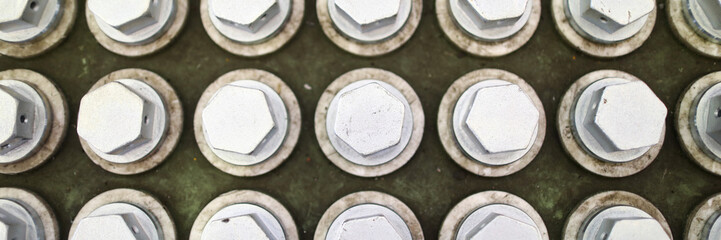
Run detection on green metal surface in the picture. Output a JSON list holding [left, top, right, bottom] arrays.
[[0, 0, 719, 239]]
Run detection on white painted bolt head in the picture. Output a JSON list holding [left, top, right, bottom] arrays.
[[77, 82, 155, 155], [339, 215, 403, 240], [334, 0, 401, 32], [0, 0, 48, 32], [204, 215, 274, 240], [0, 220, 7, 240], [583, 0, 654, 32], [697, 0, 721, 30], [211, 0, 280, 33], [468, 214, 541, 240], [704, 95, 721, 144], [203, 85, 275, 155], [88, 0, 158, 34], [334, 83, 406, 156], [465, 0, 528, 22], [587, 81, 667, 151], [73, 214, 150, 240], [0, 86, 35, 154], [599, 218, 670, 240], [465, 84, 539, 153]]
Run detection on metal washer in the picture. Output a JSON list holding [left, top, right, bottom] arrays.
[[551, 0, 657, 58], [69, 188, 176, 240], [562, 191, 672, 240], [194, 69, 301, 177], [557, 70, 665, 178], [85, 0, 188, 57], [686, 193, 721, 240], [438, 69, 545, 177], [676, 71, 721, 176], [0, 69, 68, 175], [668, 0, 721, 58], [314, 191, 424, 240], [316, 0, 422, 57], [0, 187, 59, 240], [79, 69, 183, 175], [0, 0, 76, 58], [200, 0, 304, 57], [314, 68, 424, 177], [439, 191, 549, 240], [189, 190, 298, 240], [436, 0, 541, 57]]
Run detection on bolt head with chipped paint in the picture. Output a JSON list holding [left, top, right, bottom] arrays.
[[73, 214, 150, 240], [468, 214, 541, 240], [599, 218, 670, 240], [465, 0, 528, 22], [339, 215, 403, 240], [211, 0, 280, 33], [582, 0, 654, 33], [334, 0, 401, 32], [203, 215, 274, 240]]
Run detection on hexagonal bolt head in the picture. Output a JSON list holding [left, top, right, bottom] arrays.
[[466, 213, 540, 240], [465, 84, 539, 154], [463, 0, 529, 29], [202, 86, 276, 155], [77, 82, 156, 155], [88, 0, 160, 35], [339, 215, 403, 240], [0, 207, 29, 240], [0, 85, 35, 155], [334, 83, 406, 156], [595, 218, 670, 240], [584, 81, 667, 151], [0, 0, 49, 32], [580, 0, 654, 33], [335, 0, 401, 32], [204, 215, 276, 240], [73, 214, 151, 240], [697, 0, 721, 30], [211, 0, 281, 33]]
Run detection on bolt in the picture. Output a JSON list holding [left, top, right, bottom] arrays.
[[696, 0, 721, 30], [595, 218, 669, 240], [77, 82, 156, 155], [463, 0, 529, 29], [465, 84, 539, 153], [584, 81, 667, 151], [211, 0, 280, 33], [339, 215, 403, 240], [0, 0, 49, 32], [73, 214, 151, 240], [334, 0, 401, 32], [581, 0, 655, 33], [88, 0, 160, 35], [202, 85, 275, 155], [0, 220, 7, 240], [204, 215, 276, 240], [0, 85, 35, 155], [334, 83, 406, 156], [466, 213, 540, 240], [0, 199, 33, 240], [704, 95, 721, 145]]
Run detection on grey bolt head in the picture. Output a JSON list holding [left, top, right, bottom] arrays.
[[465, 0, 528, 23], [585, 81, 667, 151], [88, 0, 159, 34], [204, 215, 274, 240], [339, 215, 403, 240], [77, 82, 155, 155], [582, 0, 654, 33], [467, 213, 540, 240], [335, 0, 401, 32], [465, 84, 539, 154], [211, 0, 280, 33], [73, 214, 151, 240], [0, 220, 7, 240], [334, 83, 406, 156], [202, 85, 275, 155], [0, 0, 48, 32], [0, 85, 35, 155], [697, 0, 721, 30], [0, 203, 29, 240], [597, 218, 669, 240], [704, 95, 721, 144]]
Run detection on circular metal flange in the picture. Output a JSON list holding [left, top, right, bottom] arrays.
[[316, 0, 422, 57], [315, 68, 424, 177], [194, 69, 301, 177], [551, 0, 657, 58], [562, 191, 672, 240], [189, 190, 298, 240], [0, 0, 76, 58], [0, 187, 59, 240], [686, 193, 721, 240], [0, 69, 67, 175], [314, 191, 424, 240], [669, 0, 721, 58], [436, 0, 541, 57], [79, 69, 182, 175], [85, 0, 188, 57], [439, 69, 545, 177], [439, 191, 549, 240], [557, 70, 665, 177], [69, 188, 176, 240], [677, 72, 721, 176], [200, 0, 304, 57]]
